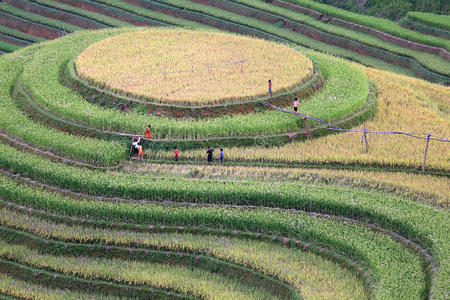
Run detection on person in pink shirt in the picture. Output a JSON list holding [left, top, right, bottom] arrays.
[[293, 97, 299, 112], [268, 79, 273, 95]]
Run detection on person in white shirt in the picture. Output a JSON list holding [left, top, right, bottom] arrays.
[[293, 97, 299, 112]]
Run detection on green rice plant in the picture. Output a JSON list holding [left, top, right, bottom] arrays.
[[20, 27, 369, 139], [0, 240, 278, 300], [0, 225, 301, 300], [0, 41, 21, 53], [121, 162, 450, 207], [283, 0, 450, 50], [88, 0, 215, 29], [221, 0, 450, 76], [27, 0, 136, 28], [0, 142, 447, 298], [0, 3, 82, 32], [0, 46, 127, 165], [399, 17, 450, 40], [0, 208, 368, 299], [406, 12, 450, 31], [0, 25, 46, 43], [0, 273, 125, 300], [0, 173, 431, 299]]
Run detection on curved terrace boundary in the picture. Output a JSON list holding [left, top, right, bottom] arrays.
[[64, 56, 324, 119]]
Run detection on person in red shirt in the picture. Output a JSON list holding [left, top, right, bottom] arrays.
[[146, 124, 151, 139], [174, 146, 179, 161], [268, 79, 273, 96]]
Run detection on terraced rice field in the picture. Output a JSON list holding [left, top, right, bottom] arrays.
[[0, 2, 448, 300], [76, 29, 313, 104]]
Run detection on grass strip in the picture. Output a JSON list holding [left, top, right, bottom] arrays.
[[0, 257, 193, 300], [121, 162, 450, 207], [0, 25, 45, 43], [28, 0, 137, 28], [0, 272, 126, 300], [282, 0, 450, 51], [399, 17, 450, 40], [90, 0, 215, 29], [406, 12, 450, 31], [0, 3, 81, 32], [0, 41, 20, 53]]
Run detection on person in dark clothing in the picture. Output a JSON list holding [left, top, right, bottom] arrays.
[[206, 146, 214, 162]]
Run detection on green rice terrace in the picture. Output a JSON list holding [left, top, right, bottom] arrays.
[[0, 1, 448, 300]]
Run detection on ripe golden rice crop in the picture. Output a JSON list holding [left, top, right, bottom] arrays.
[[75, 29, 313, 104]]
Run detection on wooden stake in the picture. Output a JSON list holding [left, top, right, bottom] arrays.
[[128, 144, 133, 158], [422, 134, 431, 172], [360, 134, 364, 153], [363, 122, 369, 153], [303, 117, 311, 139]]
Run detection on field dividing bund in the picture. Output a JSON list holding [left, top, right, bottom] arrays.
[[0, 25, 47, 43], [0, 3, 82, 34], [63, 57, 323, 119], [50, 0, 215, 29], [17, 0, 161, 28], [403, 12, 450, 32], [280, 0, 450, 52], [400, 13, 450, 40], [3, 0, 108, 30], [27, 0, 177, 28], [0, 34, 30, 47]]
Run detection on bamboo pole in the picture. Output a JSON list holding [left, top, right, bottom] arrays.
[[363, 122, 369, 153], [422, 134, 431, 172], [303, 117, 311, 139]]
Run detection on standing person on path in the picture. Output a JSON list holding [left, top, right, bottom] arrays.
[[146, 124, 152, 139], [206, 146, 214, 163], [131, 136, 142, 158], [293, 97, 299, 112], [268, 79, 273, 96], [219, 148, 224, 164], [174, 146, 179, 161]]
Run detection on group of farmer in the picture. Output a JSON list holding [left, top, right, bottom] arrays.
[[132, 124, 225, 163], [131, 80, 300, 162]]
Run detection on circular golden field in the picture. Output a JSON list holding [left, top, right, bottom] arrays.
[[75, 29, 313, 105]]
